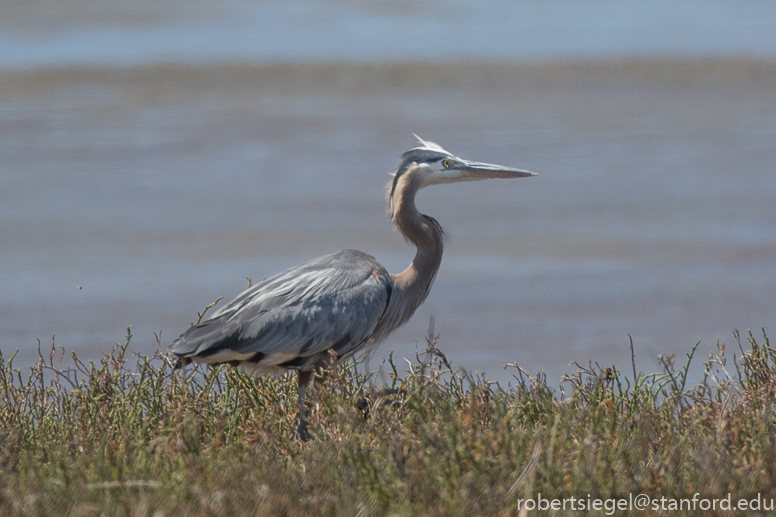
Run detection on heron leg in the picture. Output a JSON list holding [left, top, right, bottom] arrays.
[[294, 370, 312, 441], [293, 352, 338, 440]]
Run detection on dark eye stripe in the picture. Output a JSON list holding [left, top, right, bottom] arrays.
[[390, 151, 453, 199]]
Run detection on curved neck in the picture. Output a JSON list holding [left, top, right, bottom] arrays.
[[386, 171, 444, 327]]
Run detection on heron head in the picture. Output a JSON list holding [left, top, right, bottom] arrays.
[[389, 135, 537, 198]]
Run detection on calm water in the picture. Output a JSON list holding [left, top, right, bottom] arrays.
[[3, 0, 776, 67], [1, 0, 776, 384]]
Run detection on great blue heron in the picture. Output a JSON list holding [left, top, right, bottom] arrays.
[[169, 136, 536, 437]]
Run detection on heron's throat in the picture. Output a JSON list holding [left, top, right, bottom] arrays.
[[389, 170, 434, 246]]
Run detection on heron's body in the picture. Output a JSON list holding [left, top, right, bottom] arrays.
[[169, 136, 536, 437], [171, 249, 395, 374]]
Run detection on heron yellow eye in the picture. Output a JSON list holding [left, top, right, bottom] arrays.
[[442, 159, 451, 168]]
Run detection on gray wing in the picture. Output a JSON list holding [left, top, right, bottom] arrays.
[[169, 250, 393, 369]]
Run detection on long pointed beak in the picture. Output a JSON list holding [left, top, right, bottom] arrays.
[[455, 159, 537, 179]]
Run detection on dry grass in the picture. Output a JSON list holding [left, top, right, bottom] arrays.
[[1, 324, 775, 516]]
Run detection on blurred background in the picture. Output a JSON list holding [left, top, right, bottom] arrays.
[[1, 0, 775, 385]]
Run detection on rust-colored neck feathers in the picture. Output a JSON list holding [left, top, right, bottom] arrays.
[[384, 166, 444, 330]]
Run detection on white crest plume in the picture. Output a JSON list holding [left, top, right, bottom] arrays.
[[411, 134, 450, 154]]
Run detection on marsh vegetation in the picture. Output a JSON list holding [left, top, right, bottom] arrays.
[[1, 325, 775, 516]]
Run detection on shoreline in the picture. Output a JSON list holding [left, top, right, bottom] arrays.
[[3, 56, 776, 93]]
